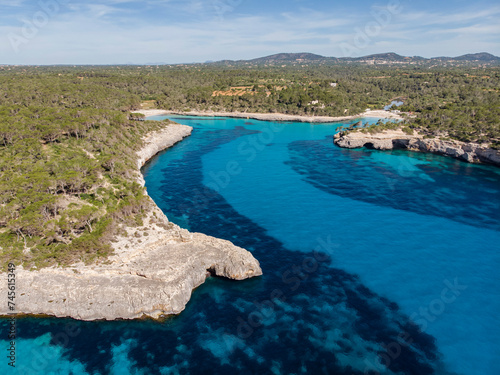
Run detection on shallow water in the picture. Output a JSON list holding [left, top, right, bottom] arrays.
[[1, 116, 499, 374]]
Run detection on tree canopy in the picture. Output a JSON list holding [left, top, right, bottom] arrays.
[[0, 63, 498, 268]]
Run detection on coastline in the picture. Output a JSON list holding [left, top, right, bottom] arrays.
[[334, 128, 500, 167], [137, 109, 403, 122], [0, 123, 262, 321]]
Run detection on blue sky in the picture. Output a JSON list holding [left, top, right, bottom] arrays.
[[1, 0, 499, 64]]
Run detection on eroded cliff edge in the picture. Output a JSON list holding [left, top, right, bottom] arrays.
[[334, 128, 500, 167], [0, 123, 262, 321]]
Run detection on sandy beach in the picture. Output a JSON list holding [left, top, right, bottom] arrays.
[[136, 109, 403, 122]]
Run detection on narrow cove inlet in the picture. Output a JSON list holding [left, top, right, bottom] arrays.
[[1, 115, 499, 374]]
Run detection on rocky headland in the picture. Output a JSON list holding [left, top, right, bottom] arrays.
[[0, 123, 262, 321], [334, 128, 500, 166]]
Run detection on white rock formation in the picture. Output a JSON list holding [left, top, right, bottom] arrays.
[[334, 129, 500, 166], [0, 124, 262, 321]]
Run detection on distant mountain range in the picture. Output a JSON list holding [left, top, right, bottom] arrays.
[[211, 52, 500, 66], [249, 52, 327, 63]]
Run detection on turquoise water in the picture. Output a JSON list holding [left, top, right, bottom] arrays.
[[1, 116, 499, 374]]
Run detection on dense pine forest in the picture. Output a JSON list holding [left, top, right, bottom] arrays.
[[0, 69, 166, 268], [0, 63, 499, 268]]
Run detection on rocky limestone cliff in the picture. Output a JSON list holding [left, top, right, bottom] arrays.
[[334, 129, 500, 166], [0, 123, 262, 321]]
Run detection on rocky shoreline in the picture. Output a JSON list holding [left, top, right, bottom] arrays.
[[334, 128, 500, 167], [0, 124, 262, 321], [137, 109, 403, 123]]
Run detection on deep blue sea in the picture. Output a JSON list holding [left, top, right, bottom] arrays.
[[1, 116, 499, 375]]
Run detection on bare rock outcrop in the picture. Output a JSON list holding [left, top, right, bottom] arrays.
[[334, 129, 500, 166], [2, 221, 261, 320], [0, 123, 262, 321]]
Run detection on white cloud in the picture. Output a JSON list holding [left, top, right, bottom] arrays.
[[427, 24, 500, 36], [400, 6, 500, 26], [0, 0, 24, 5], [0, 1, 499, 63]]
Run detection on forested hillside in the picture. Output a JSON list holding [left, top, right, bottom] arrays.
[[0, 63, 498, 268], [0, 71, 168, 268]]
